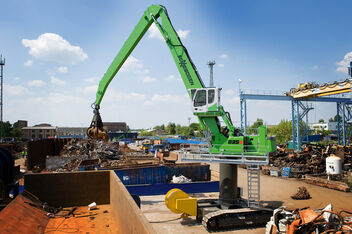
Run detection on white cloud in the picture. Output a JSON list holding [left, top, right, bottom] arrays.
[[48, 92, 84, 104], [177, 29, 190, 39], [4, 84, 29, 96], [164, 75, 175, 81], [148, 24, 190, 40], [22, 33, 88, 65], [13, 77, 20, 81], [151, 94, 188, 103], [24, 60, 33, 67], [223, 89, 236, 96], [311, 65, 319, 70], [77, 85, 98, 94], [219, 54, 229, 59], [143, 100, 153, 106], [218, 63, 224, 68], [51, 76, 67, 85], [336, 51, 352, 73], [104, 90, 146, 102], [148, 24, 164, 40], [222, 96, 240, 105], [120, 56, 149, 75], [85, 77, 98, 84], [28, 80, 45, 87], [46, 69, 55, 76], [142, 76, 157, 83], [57, 66, 68, 73]]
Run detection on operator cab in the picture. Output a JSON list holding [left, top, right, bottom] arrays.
[[191, 88, 221, 113]]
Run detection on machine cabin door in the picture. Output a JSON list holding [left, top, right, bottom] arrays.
[[192, 88, 220, 113]]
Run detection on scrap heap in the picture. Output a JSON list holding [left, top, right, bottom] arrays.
[[46, 139, 157, 172], [291, 186, 311, 200], [266, 205, 352, 233], [268, 144, 352, 177], [60, 138, 121, 160]]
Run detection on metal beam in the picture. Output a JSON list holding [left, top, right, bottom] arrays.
[[125, 181, 220, 196], [337, 103, 352, 146], [241, 94, 352, 103]]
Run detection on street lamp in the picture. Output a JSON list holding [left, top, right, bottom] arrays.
[[238, 78, 242, 95]]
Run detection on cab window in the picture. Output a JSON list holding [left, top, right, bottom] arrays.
[[194, 90, 206, 107], [208, 89, 215, 103]]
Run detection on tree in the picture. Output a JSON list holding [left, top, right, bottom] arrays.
[[189, 123, 200, 131], [0, 121, 12, 137], [269, 119, 292, 144], [10, 128, 22, 138], [126, 125, 131, 133], [175, 124, 182, 135], [318, 119, 324, 123], [139, 130, 154, 136], [249, 118, 264, 134], [153, 124, 165, 131], [166, 122, 176, 135], [329, 115, 341, 122], [180, 126, 190, 137]]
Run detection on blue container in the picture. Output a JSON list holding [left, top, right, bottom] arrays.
[[282, 167, 291, 178], [114, 166, 167, 185], [166, 164, 210, 182], [78, 159, 100, 171], [78, 164, 99, 171]]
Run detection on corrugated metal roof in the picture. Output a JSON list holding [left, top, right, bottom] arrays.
[[163, 138, 207, 145], [22, 126, 56, 130]]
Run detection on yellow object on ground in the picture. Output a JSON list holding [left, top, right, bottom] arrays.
[[165, 188, 197, 216]]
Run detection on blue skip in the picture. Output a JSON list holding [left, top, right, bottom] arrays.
[[125, 181, 219, 196]]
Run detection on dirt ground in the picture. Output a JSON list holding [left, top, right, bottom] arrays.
[[141, 164, 352, 233]]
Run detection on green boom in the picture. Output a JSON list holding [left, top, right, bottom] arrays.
[[95, 5, 204, 106]]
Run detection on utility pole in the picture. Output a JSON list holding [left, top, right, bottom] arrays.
[[0, 55, 5, 142], [207, 60, 216, 87]]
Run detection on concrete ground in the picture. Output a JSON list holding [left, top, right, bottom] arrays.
[[141, 164, 352, 233], [15, 158, 26, 170]]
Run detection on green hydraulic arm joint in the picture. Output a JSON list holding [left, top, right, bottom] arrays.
[[218, 106, 236, 136]]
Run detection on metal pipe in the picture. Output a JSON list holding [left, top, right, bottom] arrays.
[[0, 55, 5, 143], [296, 101, 300, 150]]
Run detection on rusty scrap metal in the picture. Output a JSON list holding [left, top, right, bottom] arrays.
[[45, 139, 160, 172], [269, 143, 352, 178], [291, 186, 311, 200], [304, 175, 350, 192], [266, 206, 352, 234]]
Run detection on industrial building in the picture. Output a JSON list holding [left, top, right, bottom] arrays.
[[104, 122, 127, 132], [309, 122, 338, 132], [21, 124, 56, 139]]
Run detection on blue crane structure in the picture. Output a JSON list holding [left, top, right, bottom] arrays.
[[240, 90, 352, 150]]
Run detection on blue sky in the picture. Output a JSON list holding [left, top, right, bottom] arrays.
[[1, 0, 352, 128]]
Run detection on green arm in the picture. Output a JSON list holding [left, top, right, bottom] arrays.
[[95, 5, 204, 107]]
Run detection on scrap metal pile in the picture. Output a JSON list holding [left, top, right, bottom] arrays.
[[268, 144, 352, 177], [47, 139, 157, 172], [266, 205, 352, 233], [291, 186, 311, 200], [60, 138, 121, 160]]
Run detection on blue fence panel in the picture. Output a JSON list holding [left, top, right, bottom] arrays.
[[126, 181, 220, 196], [114, 166, 167, 185]]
